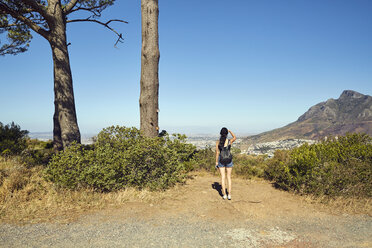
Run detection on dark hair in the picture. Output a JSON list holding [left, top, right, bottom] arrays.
[[218, 127, 228, 150]]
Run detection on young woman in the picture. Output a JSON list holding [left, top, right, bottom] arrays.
[[215, 127, 236, 200]]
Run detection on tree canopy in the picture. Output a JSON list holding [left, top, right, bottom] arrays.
[[0, 0, 125, 56]]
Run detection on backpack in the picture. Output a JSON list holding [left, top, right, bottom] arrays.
[[219, 140, 232, 165]]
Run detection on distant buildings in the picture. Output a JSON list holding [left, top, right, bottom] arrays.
[[242, 139, 317, 158], [185, 137, 317, 157], [186, 136, 242, 150]]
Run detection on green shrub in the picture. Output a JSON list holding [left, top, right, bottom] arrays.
[[234, 154, 268, 179], [265, 133, 372, 197], [44, 126, 196, 191], [18, 139, 54, 167], [20, 148, 54, 167], [190, 147, 216, 172], [264, 150, 292, 190], [231, 147, 241, 154], [0, 122, 29, 155], [26, 139, 53, 150]]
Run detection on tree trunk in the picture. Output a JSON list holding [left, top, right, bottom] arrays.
[[53, 106, 63, 151], [48, 2, 80, 150], [140, 0, 160, 137]]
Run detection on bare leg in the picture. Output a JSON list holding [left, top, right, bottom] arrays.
[[219, 167, 226, 196], [226, 167, 232, 196]]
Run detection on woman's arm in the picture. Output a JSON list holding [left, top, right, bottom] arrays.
[[215, 141, 219, 166], [229, 130, 237, 144]]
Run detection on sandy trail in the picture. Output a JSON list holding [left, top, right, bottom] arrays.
[[1, 173, 371, 247]]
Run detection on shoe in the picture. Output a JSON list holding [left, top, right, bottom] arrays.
[[227, 194, 231, 200], [222, 195, 227, 200]]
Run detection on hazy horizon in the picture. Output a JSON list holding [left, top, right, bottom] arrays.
[[28, 126, 262, 138]]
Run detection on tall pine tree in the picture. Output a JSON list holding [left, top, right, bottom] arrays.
[[0, 0, 126, 150]]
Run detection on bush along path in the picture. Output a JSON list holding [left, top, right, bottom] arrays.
[[0, 173, 371, 248]]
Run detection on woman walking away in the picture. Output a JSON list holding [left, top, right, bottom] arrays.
[[215, 127, 236, 200]]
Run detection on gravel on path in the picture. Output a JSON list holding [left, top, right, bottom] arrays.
[[1, 175, 371, 248], [1, 213, 371, 248]]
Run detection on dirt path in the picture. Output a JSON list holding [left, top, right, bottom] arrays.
[[1, 173, 371, 247]]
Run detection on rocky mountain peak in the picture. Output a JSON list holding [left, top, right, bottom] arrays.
[[297, 90, 371, 122], [339, 90, 364, 100], [243, 90, 372, 144]]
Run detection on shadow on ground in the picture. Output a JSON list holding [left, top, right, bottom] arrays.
[[211, 182, 223, 196]]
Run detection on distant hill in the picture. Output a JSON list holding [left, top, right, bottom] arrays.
[[243, 90, 372, 144]]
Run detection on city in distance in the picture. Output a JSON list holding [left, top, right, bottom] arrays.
[[28, 130, 248, 149]]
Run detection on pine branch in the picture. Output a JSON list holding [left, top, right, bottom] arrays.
[[0, 2, 49, 39], [69, 6, 103, 17], [20, 0, 52, 23], [66, 18, 127, 46], [63, 0, 79, 14]]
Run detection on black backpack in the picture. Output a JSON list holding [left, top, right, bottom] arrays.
[[219, 141, 232, 165]]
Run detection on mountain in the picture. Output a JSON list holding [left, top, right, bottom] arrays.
[[243, 90, 372, 144]]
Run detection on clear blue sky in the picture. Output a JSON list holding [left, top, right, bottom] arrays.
[[1, 0, 372, 136]]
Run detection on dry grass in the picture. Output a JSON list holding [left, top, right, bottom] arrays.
[[303, 194, 372, 216], [0, 157, 168, 224], [1, 157, 370, 224]]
